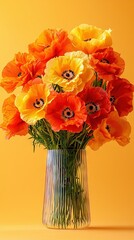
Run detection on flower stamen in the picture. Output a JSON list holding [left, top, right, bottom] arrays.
[[106, 124, 110, 132], [44, 45, 50, 49], [110, 96, 115, 104], [86, 102, 100, 114], [83, 38, 92, 41], [33, 98, 44, 108], [62, 70, 75, 80], [62, 107, 75, 119], [100, 58, 110, 64], [18, 72, 22, 77]]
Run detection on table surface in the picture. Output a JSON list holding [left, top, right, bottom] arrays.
[[0, 225, 134, 240]]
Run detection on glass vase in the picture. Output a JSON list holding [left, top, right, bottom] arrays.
[[42, 149, 90, 229]]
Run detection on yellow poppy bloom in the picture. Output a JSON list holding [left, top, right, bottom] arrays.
[[43, 51, 94, 94], [15, 83, 50, 125], [70, 24, 112, 54]]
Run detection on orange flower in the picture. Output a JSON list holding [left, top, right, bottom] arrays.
[[22, 77, 43, 91], [78, 86, 111, 129], [88, 111, 131, 150], [15, 83, 50, 125], [0, 52, 45, 93], [28, 28, 74, 61], [107, 77, 134, 116], [46, 93, 87, 132], [90, 47, 125, 81], [0, 95, 28, 139], [70, 24, 112, 54]]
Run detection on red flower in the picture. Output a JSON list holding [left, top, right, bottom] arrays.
[[46, 93, 87, 132], [90, 47, 125, 81], [78, 86, 111, 129], [107, 77, 134, 116], [0, 94, 28, 138]]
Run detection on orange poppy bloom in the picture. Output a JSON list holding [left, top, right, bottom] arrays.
[[15, 83, 50, 125], [0, 94, 28, 139], [28, 28, 74, 61], [107, 77, 134, 116], [70, 24, 112, 54], [88, 111, 131, 150], [22, 77, 43, 91], [45, 93, 87, 132], [0, 52, 45, 93], [78, 86, 111, 129], [90, 47, 125, 81]]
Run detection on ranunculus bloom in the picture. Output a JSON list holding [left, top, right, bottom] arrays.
[[107, 77, 134, 116], [15, 83, 50, 125], [0, 52, 45, 93], [45, 93, 87, 132], [78, 86, 111, 129], [70, 24, 112, 54], [88, 111, 131, 150], [43, 51, 94, 94], [28, 29, 74, 61], [0, 94, 28, 139], [90, 47, 125, 81]]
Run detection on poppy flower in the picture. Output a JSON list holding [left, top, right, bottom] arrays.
[[22, 77, 43, 91], [43, 51, 94, 94], [107, 77, 134, 116], [0, 52, 45, 93], [78, 86, 111, 129], [15, 83, 50, 125], [90, 47, 125, 81], [0, 94, 28, 139], [28, 28, 74, 61], [69, 24, 112, 54], [88, 111, 131, 150], [45, 93, 87, 132]]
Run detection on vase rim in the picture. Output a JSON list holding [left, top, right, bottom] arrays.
[[47, 148, 86, 150]]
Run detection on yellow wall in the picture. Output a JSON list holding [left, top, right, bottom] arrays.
[[0, 0, 134, 230]]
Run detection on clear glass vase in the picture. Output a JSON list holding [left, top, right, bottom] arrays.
[[42, 149, 90, 229]]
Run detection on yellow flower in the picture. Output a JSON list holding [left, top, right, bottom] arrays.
[[70, 24, 112, 54], [43, 51, 94, 94], [15, 83, 50, 125]]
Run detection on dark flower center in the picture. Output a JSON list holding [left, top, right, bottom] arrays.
[[86, 102, 100, 114], [100, 58, 110, 64], [62, 70, 75, 80], [33, 98, 44, 108], [36, 75, 42, 78], [106, 125, 110, 132], [83, 38, 92, 41], [44, 45, 50, 49], [62, 107, 75, 119], [18, 72, 22, 77], [110, 96, 115, 104]]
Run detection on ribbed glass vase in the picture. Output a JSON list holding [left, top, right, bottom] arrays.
[[42, 149, 90, 229]]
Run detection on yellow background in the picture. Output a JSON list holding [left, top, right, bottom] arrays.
[[0, 0, 134, 239]]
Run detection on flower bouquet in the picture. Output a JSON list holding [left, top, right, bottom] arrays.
[[0, 24, 134, 229]]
